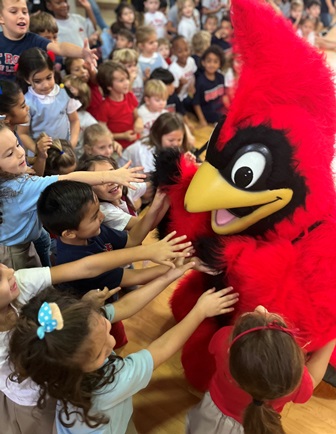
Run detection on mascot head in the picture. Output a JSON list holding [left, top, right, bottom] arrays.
[[185, 0, 336, 238]]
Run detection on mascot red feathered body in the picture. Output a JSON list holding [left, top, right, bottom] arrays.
[[154, 0, 336, 391]]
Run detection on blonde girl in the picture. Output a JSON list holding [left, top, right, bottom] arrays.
[[177, 0, 201, 43]]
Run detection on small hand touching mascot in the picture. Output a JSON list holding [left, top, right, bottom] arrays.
[[153, 0, 336, 391]]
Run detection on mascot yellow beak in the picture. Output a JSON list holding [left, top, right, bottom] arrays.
[[184, 161, 293, 235]]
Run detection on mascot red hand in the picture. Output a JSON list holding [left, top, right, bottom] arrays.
[[154, 0, 336, 391]]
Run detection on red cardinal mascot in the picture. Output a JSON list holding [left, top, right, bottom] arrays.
[[153, 0, 336, 391]]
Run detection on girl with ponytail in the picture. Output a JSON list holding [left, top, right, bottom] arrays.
[[187, 305, 336, 434]]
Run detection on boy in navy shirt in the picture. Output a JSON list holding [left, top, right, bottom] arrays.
[[193, 45, 225, 126], [0, 0, 96, 80]]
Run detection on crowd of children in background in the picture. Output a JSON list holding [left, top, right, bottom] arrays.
[[0, 0, 335, 433]]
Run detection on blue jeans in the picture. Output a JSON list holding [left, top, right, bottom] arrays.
[[33, 228, 51, 267], [321, 12, 332, 28]]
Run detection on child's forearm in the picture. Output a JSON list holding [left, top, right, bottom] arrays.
[[69, 115, 80, 148], [113, 272, 176, 322], [49, 244, 162, 284], [193, 105, 208, 126], [32, 156, 46, 176], [147, 305, 204, 369], [16, 129, 36, 154], [121, 265, 169, 287], [306, 339, 336, 388]]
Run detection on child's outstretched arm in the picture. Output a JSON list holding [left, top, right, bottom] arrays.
[[47, 39, 97, 70], [49, 232, 192, 284], [112, 254, 195, 323], [306, 339, 336, 388], [126, 190, 170, 247], [147, 287, 239, 369], [58, 161, 146, 189]]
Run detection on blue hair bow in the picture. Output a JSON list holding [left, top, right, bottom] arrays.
[[37, 302, 64, 339]]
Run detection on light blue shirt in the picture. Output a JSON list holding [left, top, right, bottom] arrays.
[[0, 175, 58, 245], [25, 86, 71, 140], [56, 305, 154, 434]]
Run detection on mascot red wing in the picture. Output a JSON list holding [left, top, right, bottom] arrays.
[[153, 0, 336, 391]]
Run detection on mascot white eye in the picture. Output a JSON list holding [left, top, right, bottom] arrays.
[[231, 151, 267, 188]]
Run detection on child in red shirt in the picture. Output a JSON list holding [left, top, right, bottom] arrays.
[[96, 61, 144, 149]]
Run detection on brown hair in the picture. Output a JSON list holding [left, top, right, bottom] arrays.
[[191, 30, 211, 56], [44, 138, 77, 176], [144, 112, 189, 152], [29, 11, 58, 34], [229, 312, 305, 434], [97, 61, 130, 96], [8, 287, 123, 428], [63, 75, 91, 109]]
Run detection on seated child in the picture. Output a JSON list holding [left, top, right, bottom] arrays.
[[150, 67, 196, 147], [8, 276, 236, 434], [191, 30, 212, 70], [201, 0, 227, 26], [29, 11, 63, 74], [136, 26, 168, 80], [144, 0, 167, 38], [177, 0, 201, 43], [45, 0, 97, 48], [120, 112, 192, 174], [193, 45, 226, 126], [63, 74, 97, 157], [158, 37, 172, 65], [114, 28, 135, 50], [44, 138, 77, 176], [101, 25, 116, 60], [306, 0, 323, 32], [169, 35, 197, 103], [211, 16, 233, 52], [112, 48, 144, 104], [96, 61, 144, 149], [16, 48, 81, 151], [64, 57, 103, 120], [114, 1, 138, 34], [297, 16, 316, 45], [138, 79, 168, 137], [203, 14, 219, 34], [78, 155, 147, 230], [288, 0, 304, 28], [82, 122, 122, 161], [187, 305, 335, 434]]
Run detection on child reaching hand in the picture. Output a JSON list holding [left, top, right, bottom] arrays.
[[96, 61, 144, 149], [8, 270, 238, 434], [0, 236, 191, 434], [187, 305, 336, 434], [0, 122, 145, 270]]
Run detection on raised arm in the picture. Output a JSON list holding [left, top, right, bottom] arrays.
[[147, 287, 238, 369]]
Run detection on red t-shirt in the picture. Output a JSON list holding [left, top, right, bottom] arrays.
[[96, 92, 138, 149], [208, 327, 314, 423]]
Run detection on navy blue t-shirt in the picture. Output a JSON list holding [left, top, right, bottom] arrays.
[[56, 224, 128, 297], [166, 92, 186, 115], [211, 35, 232, 51], [193, 71, 225, 123], [0, 32, 49, 81]]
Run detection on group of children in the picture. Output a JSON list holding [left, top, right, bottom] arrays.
[[0, 0, 335, 433]]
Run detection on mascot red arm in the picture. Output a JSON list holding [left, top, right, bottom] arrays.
[[154, 0, 336, 391]]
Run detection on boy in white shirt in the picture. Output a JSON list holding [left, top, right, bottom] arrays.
[[46, 0, 97, 47], [144, 0, 167, 39], [138, 79, 168, 137], [169, 35, 197, 102]]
